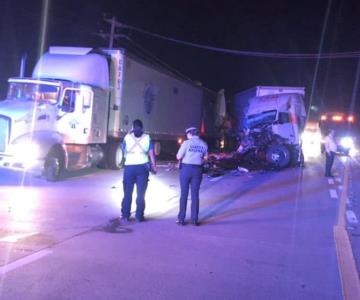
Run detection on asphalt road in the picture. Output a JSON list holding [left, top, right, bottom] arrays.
[[0, 156, 357, 299]]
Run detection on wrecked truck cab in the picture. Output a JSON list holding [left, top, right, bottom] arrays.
[[232, 86, 306, 169]]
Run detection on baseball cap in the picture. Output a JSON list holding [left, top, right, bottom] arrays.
[[185, 127, 198, 134]]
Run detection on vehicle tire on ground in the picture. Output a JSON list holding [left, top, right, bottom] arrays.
[[266, 144, 291, 169], [44, 147, 65, 181], [97, 144, 109, 169], [106, 142, 124, 170], [289, 147, 303, 167]]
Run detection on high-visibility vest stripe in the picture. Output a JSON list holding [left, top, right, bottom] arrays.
[[124, 133, 150, 165]]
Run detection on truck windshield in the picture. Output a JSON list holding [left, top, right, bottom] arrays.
[[247, 110, 277, 129], [7, 82, 60, 105]]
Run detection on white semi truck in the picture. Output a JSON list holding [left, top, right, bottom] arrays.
[[232, 86, 306, 168], [0, 47, 217, 180]]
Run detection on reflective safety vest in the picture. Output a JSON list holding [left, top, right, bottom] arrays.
[[124, 133, 150, 165]]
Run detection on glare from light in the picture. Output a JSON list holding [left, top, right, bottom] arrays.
[[145, 175, 178, 217], [340, 137, 354, 149], [301, 131, 321, 159], [349, 148, 358, 157], [332, 115, 343, 122], [0, 232, 38, 243], [302, 143, 321, 159], [38, 0, 50, 59], [220, 139, 225, 149], [12, 142, 40, 168], [146, 176, 178, 216], [109, 174, 178, 218], [4, 188, 39, 232]]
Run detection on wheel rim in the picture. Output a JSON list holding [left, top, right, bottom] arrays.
[[271, 151, 282, 163]]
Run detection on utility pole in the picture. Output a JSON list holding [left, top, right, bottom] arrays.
[[109, 16, 116, 48], [98, 16, 128, 48]]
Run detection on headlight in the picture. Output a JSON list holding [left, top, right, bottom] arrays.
[[12, 142, 40, 167], [301, 131, 321, 143], [340, 137, 354, 149]]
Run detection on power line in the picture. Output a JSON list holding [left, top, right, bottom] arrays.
[[104, 18, 360, 59], [126, 38, 194, 82], [99, 17, 196, 82]]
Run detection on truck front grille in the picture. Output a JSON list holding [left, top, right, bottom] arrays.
[[0, 115, 10, 152]]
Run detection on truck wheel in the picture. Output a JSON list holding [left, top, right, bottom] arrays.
[[107, 142, 124, 170], [266, 144, 290, 169], [44, 149, 64, 181], [97, 144, 109, 169], [289, 147, 301, 167]]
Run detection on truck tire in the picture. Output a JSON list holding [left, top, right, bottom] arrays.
[[266, 144, 290, 169], [97, 144, 109, 169], [107, 142, 124, 170], [44, 148, 64, 181], [290, 147, 302, 167]]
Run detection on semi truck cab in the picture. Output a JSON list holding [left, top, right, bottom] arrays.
[[0, 48, 112, 180]]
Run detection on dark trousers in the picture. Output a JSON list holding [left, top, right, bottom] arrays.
[[178, 164, 203, 222], [325, 151, 335, 176], [121, 164, 149, 219]]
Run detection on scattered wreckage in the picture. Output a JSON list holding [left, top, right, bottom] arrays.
[[204, 124, 302, 177]]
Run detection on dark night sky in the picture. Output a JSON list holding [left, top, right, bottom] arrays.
[[1, 0, 360, 117]]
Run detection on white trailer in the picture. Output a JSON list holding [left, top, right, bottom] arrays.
[[0, 47, 217, 180]]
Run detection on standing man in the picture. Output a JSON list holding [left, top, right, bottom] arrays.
[[121, 119, 157, 223], [176, 127, 208, 226], [324, 128, 337, 177]]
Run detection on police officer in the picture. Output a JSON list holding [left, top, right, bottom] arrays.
[[176, 126, 208, 226], [121, 119, 157, 223], [324, 128, 337, 177]]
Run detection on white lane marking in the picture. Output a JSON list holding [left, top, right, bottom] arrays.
[[0, 249, 52, 275], [346, 210, 359, 225], [328, 178, 335, 185], [330, 189, 338, 199], [336, 178, 342, 183], [0, 232, 38, 243]]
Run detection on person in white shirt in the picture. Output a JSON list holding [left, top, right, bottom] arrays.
[[324, 128, 337, 177], [176, 127, 208, 226]]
